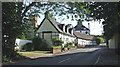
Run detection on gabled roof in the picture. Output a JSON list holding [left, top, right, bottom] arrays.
[[74, 24, 89, 30], [58, 24, 65, 31], [36, 18, 75, 37], [69, 28, 73, 34], [36, 17, 94, 39], [73, 31, 94, 40]]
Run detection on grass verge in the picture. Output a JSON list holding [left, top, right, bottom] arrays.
[[19, 50, 51, 54]]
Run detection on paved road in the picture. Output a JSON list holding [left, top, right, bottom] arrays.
[[6, 46, 107, 65]]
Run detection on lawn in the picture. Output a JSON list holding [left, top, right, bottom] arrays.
[[20, 53, 37, 58], [19, 50, 51, 54], [17, 51, 52, 59]]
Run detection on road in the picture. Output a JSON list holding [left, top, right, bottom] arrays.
[[6, 46, 106, 65]]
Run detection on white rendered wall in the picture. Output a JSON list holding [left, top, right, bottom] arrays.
[[59, 33, 75, 46]]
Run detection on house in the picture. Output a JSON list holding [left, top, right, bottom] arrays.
[[36, 15, 76, 47], [74, 20, 90, 35], [74, 31, 96, 47], [36, 13, 96, 48]]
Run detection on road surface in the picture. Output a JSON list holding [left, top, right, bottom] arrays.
[[4, 46, 107, 65]]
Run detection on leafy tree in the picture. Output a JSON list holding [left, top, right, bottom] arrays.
[[2, 2, 23, 62], [93, 37, 100, 45], [2, 2, 90, 62], [97, 37, 105, 43], [88, 2, 120, 40]]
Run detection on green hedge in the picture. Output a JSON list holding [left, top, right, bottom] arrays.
[[65, 42, 73, 48], [32, 37, 51, 50], [52, 46, 62, 49], [52, 38, 64, 46], [22, 43, 33, 50]]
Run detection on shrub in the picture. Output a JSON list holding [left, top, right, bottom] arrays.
[[32, 37, 51, 50], [22, 43, 33, 51], [52, 38, 64, 46], [52, 46, 62, 49], [71, 46, 76, 48], [2, 56, 12, 62], [65, 42, 73, 48]]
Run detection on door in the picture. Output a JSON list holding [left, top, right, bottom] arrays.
[[42, 31, 52, 45]]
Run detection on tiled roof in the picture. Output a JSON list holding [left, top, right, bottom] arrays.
[[58, 24, 65, 31], [73, 31, 94, 40], [47, 18, 75, 37], [37, 17, 94, 39], [74, 24, 89, 30]]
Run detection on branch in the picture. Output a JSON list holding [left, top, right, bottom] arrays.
[[22, 2, 47, 17]]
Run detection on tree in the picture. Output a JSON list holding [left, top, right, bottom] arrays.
[[88, 2, 120, 40], [2, 2, 90, 62], [2, 2, 23, 62]]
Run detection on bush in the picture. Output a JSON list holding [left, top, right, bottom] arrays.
[[71, 46, 76, 48], [22, 43, 33, 51], [52, 46, 62, 49], [65, 42, 73, 48], [2, 56, 12, 62], [52, 38, 64, 46], [32, 37, 51, 50]]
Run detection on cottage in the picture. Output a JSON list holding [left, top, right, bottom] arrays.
[[74, 20, 90, 35], [36, 16, 76, 47], [74, 31, 96, 47], [36, 13, 96, 48]]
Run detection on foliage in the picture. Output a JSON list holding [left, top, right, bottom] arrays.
[[71, 46, 76, 48], [2, 2, 24, 62], [88, 2, 120, 40], [96, 38, 101, 45], [93, 37, 101, 45], [52, 38, 64, 46], [32, 37, 51, 50], [65, 42, 73, 48], [23, 2, 90, 22], [97, 37, 105, 43], [2, 2, 90, 63], [2, 56, 12, 63], [22, 43, 33, 51], [52, 46, 62, 49]]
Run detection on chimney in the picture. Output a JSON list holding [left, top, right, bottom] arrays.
[[44, 11, 49, 18], [77, 19, 83, 25], [34, 15, 38, 28]]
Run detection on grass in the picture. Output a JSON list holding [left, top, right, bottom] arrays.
[[27, 51, 51, 54], [19, 50, 51, 54], [20, 53, 37, 58], [18, 50, 52, 58], [52, 46, 62, 49]]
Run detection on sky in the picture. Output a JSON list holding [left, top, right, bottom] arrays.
[[37, 15, 104, 35]]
